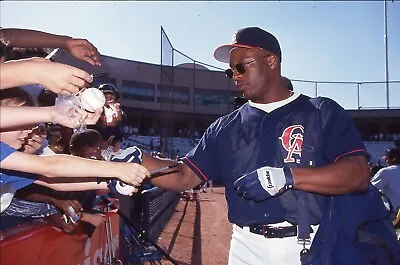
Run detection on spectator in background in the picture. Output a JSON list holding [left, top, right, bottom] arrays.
[[0, 88, 150, 215], [2, 128, 108, 233], [370, 160, 384, 177], [368, 162, 374, 176], [90, 83, 124, 154], [36, 89, 74, 154], [41, 125, 66, 155], [20, 124, 47, 155], [371, 148, 400, 216]]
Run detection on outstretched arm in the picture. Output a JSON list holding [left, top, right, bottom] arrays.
[[1, 151, 150, 187], [0, 58, 93, 94], [0, 28, 101, 65], [142, 153, 202, 192], [0, 106, 101, 131]]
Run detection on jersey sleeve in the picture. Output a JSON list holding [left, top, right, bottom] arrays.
[[319, 98, 369, 162], [182, 121, 221, 183]]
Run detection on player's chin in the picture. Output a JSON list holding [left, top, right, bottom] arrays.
[[241, 91, 254, 101]]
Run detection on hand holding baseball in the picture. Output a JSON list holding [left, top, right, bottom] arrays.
[[50, 102, 102, 129]]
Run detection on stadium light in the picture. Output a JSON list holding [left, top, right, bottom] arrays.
[[384, 0, 389, 109]]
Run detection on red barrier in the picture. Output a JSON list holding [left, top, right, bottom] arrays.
[[0, 213, 119, 265]]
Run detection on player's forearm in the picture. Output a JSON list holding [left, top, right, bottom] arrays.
[[143, 155, 201, 192], [292, 155, 370, 195], [0, 28, 71, 48], [0, 106, 52, 129], [149, 165, 201, 192]]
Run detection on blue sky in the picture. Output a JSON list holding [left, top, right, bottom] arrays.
[[1, 1, 399, 109]]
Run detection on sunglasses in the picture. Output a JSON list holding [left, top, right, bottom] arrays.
[[225, 55, 270, 79]]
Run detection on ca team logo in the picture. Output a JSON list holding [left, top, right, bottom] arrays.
[[279, 125, 304, 163]]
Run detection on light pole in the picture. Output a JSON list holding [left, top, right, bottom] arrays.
[[384, 0, 389, 109]]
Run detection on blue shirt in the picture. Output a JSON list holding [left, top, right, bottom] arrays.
[[183, 95, 368, 225], [1, 142, 37, 190]]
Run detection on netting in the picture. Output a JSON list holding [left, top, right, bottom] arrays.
[[160, 27, 175, 154]]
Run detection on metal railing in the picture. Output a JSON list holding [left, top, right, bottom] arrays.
[[141, 187, 180, 242]]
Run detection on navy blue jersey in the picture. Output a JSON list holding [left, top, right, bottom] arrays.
[[183, 94, 368, 225]]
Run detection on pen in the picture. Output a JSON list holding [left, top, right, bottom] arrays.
[[149, 163, 181, 178], [45, 48, 59, 60]]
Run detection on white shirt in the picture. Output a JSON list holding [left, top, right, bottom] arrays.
[[249, 92, 301, 113], [371, 164, 400, 211]]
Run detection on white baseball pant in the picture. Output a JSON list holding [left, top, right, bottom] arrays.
[[228, 222, 318, 265]]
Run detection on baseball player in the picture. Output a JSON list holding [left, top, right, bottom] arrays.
[[134, 27, 399, 264]]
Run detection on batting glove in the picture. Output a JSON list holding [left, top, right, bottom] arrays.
[[234, 166, 294, 201]]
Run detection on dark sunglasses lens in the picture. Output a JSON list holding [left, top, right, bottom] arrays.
[[236, 63, 246, 74], [225, 69, 233, 79]]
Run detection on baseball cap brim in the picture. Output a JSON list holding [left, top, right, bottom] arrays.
[[214, 44, 260, 63]]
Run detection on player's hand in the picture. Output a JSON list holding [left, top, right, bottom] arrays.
[[234, 166, 294, 201], [65, 38, 101, 66], [30, 58, 93, 95]]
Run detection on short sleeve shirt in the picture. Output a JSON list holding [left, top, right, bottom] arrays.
[[182, 95, 368, 225]]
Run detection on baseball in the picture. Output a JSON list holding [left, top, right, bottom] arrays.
[[80, 87, 106, 112]]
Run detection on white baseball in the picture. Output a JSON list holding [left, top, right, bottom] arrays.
[[80, 87, 106, 112]]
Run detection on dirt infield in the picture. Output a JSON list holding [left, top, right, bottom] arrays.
[[156, 187, 232, 265]]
